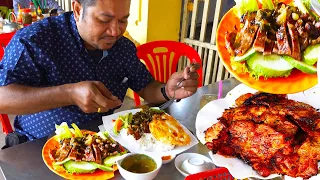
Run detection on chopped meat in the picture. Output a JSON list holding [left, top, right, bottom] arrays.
[[225, 31, 237, 56], [263, 38, 274, 55], [234, 12, 259, 56], [253, 28, 267, 52], [53, 139, 72, 162], [227, 3, 320, 60], [50, 133, 125, 165], [287, 22, 301, 60], [92, 144, 102, 164], [276, 24, 292, 55]]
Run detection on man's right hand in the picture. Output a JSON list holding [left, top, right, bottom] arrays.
[[69, 81, 122, 113]]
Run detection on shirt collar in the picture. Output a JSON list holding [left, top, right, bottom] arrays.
[[69, 13, 85, 51]]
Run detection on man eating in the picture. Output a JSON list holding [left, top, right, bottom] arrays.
[[0, 0, 200, 146]]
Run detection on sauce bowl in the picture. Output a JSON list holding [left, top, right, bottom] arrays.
[[116, 152, 162, 180]]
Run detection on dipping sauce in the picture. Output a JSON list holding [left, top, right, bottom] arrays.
[[121, 154, 157, 173], [161, 155, 171, 161]]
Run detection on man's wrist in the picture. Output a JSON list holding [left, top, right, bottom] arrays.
[[161, 84, 170, 101]]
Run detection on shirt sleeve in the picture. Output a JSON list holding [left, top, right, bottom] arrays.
[[124, 40, 154, 92], [0, 33, 45, 87]]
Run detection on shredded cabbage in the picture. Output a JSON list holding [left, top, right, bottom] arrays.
[[55, 122, 72, 141], [234, 0, 259, 17], [71, 123, 83, 138]]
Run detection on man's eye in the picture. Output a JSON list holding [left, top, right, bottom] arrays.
[[100, 20, 111, 23], [119, 20, 127, 24]]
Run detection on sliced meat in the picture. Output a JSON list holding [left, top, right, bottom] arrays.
[[225, 31, 237, 56], [234, 12, 259, 56], [276, 24, 292, 55], [296, 23, 309, 51], [54, 139, 72, 162], [287, 22, 301, 60], [253, 28, 267, 52], [92, 144, 102, 164], [82, 145, 96, 162], [263, 39, 274, 55]]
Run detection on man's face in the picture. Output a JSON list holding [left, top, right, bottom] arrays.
[[74, 0, 130, 50]]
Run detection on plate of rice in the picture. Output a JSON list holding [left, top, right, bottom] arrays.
[[102, 107, 198, 157]]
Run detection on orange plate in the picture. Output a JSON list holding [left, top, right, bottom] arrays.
[[216, 8, 318, 94], [42, 130, 117, 180]]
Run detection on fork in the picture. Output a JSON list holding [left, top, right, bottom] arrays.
[[159, 78, 185, 110]]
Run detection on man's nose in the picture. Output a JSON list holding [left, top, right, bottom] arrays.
[[106, 22, 121, 37]]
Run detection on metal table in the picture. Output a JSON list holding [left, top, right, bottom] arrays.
[[0, 78, 241, 180]]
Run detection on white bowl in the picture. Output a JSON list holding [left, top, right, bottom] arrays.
[[162, 154, 176, 164], [116, 152, 162, 180], [175, 153, 215, 177]]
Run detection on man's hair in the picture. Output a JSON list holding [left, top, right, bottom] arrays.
[[78, 0, 97, 17]]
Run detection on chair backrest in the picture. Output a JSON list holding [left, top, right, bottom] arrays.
[[0, 32, 15, 134], [133, 40, 203, 106], [137, 40, 203, 85], [0, 32, 15, 60]]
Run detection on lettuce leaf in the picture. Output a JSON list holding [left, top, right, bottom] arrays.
[[71, 123, 83, 138], [259, 0, 275, 9], [234, 0, 259, 17], [302, 0, 311, 9], [55, 122, 72, 141]]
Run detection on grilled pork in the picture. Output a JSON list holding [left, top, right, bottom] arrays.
[[226, 3, 320, 60], [205, 92, 320, 178], [49, 133, 123, 164]]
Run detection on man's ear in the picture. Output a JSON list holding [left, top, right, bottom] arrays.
[[72, 0, 82, 22]]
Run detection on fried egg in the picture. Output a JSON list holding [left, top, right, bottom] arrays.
[[149, 114, 191, 146]]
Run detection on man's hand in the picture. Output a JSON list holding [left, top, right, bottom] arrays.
[[70, 81, 122, 113], [165, 63, 200, 99]]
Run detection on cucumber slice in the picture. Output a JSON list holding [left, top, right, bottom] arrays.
[[303, 44, 320, 65], [64, 161, 97, 174], [53, 157, 71, 166], [247, 53, 293, 78], [283, 56, 317, 74], [89, 162, 113, 172], [103, 153, 122, 166], [234, 48, 256, 62]]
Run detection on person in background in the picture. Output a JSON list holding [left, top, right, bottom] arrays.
[[0, 0, 200, 147], [13, 0, 63, 14]]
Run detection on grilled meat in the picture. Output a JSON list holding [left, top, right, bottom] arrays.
[[225, 31, 237, 56], [276, 24, 292, 55], [205, 92, 320, 178], [287, 22, 301, 60], [234, 12, 259, 56], [49, 133, 123, 164], [226, 3, 320, 60], [253, 28, 267, 52]]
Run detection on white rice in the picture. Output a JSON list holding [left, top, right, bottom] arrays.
[[120, 129, 175, 152]]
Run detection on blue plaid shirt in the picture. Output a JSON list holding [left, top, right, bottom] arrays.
[[0, 12, 153, 140]]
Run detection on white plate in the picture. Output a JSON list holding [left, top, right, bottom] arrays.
[[174, 153, 215, 177], [102, 109, 199, 157], [196, 84, 320, 179]]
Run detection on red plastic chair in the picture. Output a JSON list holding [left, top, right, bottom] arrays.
[[0, 32, 15, 134], [134, 40, 203, 106]]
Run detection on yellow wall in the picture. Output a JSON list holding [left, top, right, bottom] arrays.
[[124, 0, 183, 101]]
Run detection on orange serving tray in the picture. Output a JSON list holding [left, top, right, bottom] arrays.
[[42, 130, 117, 180], [216, 7, 318, 94]]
